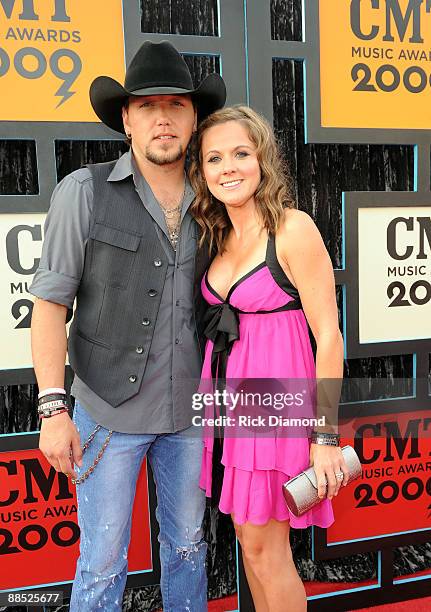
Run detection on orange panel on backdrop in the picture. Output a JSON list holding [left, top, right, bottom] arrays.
[[0, 448, 151, 590], [319, 0, 431, 129], [0, 0, 125, 122]]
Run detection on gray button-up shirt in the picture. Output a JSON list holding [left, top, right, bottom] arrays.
[[30, 151, 202, 434]]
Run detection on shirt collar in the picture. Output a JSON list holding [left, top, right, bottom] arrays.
[[108, 150, 195, 216], [107, 149, 135, 183]]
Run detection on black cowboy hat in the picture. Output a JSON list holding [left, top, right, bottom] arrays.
[[90, 40, 226, 134]]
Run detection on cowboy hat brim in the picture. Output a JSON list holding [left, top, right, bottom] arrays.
[[90, 73, 226, 134]]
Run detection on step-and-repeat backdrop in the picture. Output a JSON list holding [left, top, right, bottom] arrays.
[[1, 1, 431, 610]]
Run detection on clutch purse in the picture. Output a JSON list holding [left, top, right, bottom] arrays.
[[282, 445, 362, 517]]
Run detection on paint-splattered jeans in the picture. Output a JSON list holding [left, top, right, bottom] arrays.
[[70, 402, 207, 611]]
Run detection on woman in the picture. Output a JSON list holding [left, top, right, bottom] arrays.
[[190, 106, 347, 611]]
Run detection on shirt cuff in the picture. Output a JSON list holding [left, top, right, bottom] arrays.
[[29, 268, 79, 309]]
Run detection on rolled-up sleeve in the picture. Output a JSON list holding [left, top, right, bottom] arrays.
[[29, 168, 93, 308]]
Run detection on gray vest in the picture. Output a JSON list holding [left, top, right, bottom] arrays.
[[68, 161, 209, 407]]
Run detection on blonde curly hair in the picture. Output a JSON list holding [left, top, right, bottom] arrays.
[[189, 105, 296, 253]]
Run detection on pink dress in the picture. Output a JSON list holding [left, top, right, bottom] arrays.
[[199, 235, 334, 528]]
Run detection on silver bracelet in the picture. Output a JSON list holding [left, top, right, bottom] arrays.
[[37, 399, 67, 411], [311, 431, 340, 446], [37, 402, 68, 416], [311, 436, 339, 447]]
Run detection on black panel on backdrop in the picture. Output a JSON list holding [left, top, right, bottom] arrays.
[[0, 141, 38, 195], [183, 55, 220, 85], [140, 0, 218, 37], [271, 0, 302, 41], [55, 141, 128, 183]]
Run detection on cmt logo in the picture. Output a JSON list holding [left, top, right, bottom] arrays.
[[6, 224, 42, 329], [0, 457, 79, 556], [0, 458, 73, 507], [386, 216, 431, 260], [0, 0, 70, 22], [385, 216, 431, 308], [354, 417, 431, 464], [351, 0, 431, 43], [6, 224, 42, 275]]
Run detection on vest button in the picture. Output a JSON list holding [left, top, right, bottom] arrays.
[[148, 289, 157, 297], [142, 318, 150, 326], [154, 259, 162, 267], [129, 375, 137, 383], [136, 346, 143, 354]]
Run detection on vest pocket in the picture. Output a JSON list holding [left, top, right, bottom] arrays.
[[90, 223, 141, 288], [76, 327, 111, 349]]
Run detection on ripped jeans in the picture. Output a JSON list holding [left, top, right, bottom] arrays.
[[70, 402, 207, 612]]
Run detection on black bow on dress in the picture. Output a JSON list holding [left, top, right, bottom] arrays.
[[203, 302, 241, 507], [204, 302, 240, 382]]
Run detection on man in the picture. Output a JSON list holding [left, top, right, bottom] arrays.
[[30, 41, 225, 611]]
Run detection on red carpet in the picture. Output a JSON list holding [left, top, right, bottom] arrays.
[[206, 595, 431, 611], [206, 569, 431, 610], [207, 593, 431, 611], [355, 597, 431, 611], [208, 595, 238, 611]]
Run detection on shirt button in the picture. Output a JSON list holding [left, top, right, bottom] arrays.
[[142, 318, 150, 326], [176, 263, 180, 269], [175, 338, 179, 344], [148, 289, 157, 297], [129, 375, 137, 383], [154, 259, 162, 267], [136, 346, 143, 354]]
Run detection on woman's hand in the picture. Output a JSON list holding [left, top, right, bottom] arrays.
[[309, 444, 349, 500]]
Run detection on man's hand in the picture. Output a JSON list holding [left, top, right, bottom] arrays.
[[309, 444, 349, 500], [39, 413, 83, 480]]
